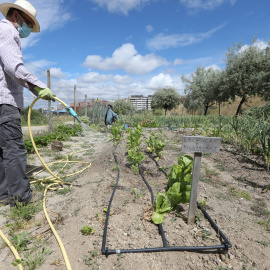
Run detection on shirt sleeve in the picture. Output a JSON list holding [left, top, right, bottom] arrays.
[[112, 111, 119, 120], [0, 24, 46, 94]]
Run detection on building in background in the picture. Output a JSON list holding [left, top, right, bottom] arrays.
[[130, 95, 153, 110]]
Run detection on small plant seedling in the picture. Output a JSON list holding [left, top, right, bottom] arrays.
[[201, 197, 206, 207], [81, 225, 95, 235]]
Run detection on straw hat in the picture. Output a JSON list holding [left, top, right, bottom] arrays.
[[0, 0, 40, 32]]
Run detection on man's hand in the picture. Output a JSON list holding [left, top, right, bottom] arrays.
[[34, 87, 55, 101]]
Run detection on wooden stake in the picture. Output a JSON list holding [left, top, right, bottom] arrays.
[[188, 152, 202, 224]]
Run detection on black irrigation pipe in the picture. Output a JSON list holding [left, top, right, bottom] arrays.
[[138, 166, 168, 247], [102, 140, 232, 257], [101, 143, 120, 255]]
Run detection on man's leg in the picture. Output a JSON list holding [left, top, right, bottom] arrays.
[[0, 147, 9, 203], [0, 109, 8, 203], [1, 107, 32, 206]]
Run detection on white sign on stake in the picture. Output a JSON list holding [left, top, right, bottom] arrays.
[[181, 136, 221, 224]]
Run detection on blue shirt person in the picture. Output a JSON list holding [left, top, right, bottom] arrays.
[[105, 104, 119, 125]]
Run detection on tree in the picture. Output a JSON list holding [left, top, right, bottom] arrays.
[[113, 99, 135, 115], [182, 67, 222, 116], [151, 87, 181, 116], [223, 40, 269, 115], [183, 94, 200, 115]]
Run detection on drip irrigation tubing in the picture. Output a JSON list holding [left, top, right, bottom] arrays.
[[138, 166, 167, 247], [101, 143, 120, 255], [102, 139, 232, 257]]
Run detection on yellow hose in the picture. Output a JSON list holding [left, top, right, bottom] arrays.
[[43, 184, 71, 270], [0, 96, 92, 270], [26, 96, 92, 270], [0, 229, 23, 270]]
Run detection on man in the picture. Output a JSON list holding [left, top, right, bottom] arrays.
[[0, 0, 55, 207], [105, 104, 119, 126]]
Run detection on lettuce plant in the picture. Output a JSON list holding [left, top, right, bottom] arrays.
[[151, 155, 193, 224], [126, 124, 143, 149], [145, 133, 165, 159]]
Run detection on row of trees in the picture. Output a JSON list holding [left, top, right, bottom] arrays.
[[111, 39, 269, 117], [182, 39, 270, 116]]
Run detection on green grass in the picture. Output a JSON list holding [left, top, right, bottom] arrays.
[[229, 186, 251, 200], [257, 218, 270, 232], [251, 200, 270, 217], [55, 187, 72, 195]]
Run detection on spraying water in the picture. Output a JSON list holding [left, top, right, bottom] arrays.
[[79, 122, 89, 136]]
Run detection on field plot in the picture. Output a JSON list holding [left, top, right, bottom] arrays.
[[0, 127, 269, 270]]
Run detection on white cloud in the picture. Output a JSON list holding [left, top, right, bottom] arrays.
[[238, 39, 270, 54], [27, 69, 185, 107], [146, 23, 227, 50], [28, 0, 72, 32], [174, 58, 184, 65], [79, 72, 113, 83], [83, 43, 169, 74], [49, 67, 67, 79], [205, 64, 222, 71], [88, 0, 151, 15], [113, 75, 133, 84], [147, 73, 184, 90], [23, 59, 56, 80], [146, 24, 154, 33], [179, 0, 237, 13]]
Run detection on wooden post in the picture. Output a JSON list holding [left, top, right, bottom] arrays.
[[182, 136, 221, 224], [47, 69, 52, 132], [188, 152, 202, 224], [84, 94, 87, 116]]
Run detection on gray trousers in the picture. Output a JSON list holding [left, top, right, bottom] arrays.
[[0, 104, 32, 206]]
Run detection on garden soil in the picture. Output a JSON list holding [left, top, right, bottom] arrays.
[[0, 127, 270, 270]]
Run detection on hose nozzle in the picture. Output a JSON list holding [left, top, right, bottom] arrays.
[[66, 106, 82, 123]]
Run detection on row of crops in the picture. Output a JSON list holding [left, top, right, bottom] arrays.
[[116, 103, 270, 171], [109, 122, 195, 225], [80, 101, 269, 171]]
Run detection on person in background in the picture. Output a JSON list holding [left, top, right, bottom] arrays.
[[105, 104, 119, 126], [0, 0, 55, 207]]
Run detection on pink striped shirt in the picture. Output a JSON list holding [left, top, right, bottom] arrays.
[[0, 19, 46, 110]]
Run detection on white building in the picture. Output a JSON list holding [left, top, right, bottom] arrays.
[[130, 95, 153, 110]]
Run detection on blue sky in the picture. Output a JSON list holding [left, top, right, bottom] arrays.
[[1, 0, 270, 108]]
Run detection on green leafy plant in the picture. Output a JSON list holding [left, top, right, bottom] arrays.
[[110, 121, 123, 142], [126, 124, 143, 149], [24, 123, 82, 153], [151, 155, 193, 224], [145, 133, 165, 159], [10, 232, 30, 252], [81, 225, 95, 235], [127, 148, 145, 166]]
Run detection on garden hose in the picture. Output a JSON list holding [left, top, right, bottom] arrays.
[[25, 96, 92, 270], [0, 229, 23, 270]]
